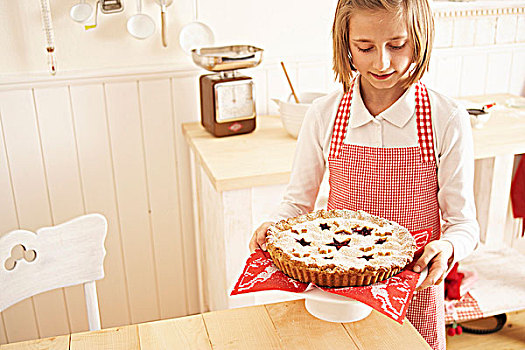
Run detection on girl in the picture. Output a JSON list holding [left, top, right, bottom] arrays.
[[249, 0, 479, 349]]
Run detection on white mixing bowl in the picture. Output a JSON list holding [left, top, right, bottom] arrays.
[[468, 108, 491, 129], [273, 92, 326, 138]]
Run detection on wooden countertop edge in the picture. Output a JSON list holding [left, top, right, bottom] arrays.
[[474, 146, 525, 160], [214, 173, 291, 192], [182, 117, 295, 192], [183, 128, 291, 191]]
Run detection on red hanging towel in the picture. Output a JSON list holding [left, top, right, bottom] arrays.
[[511, 155, 525, 236], [444, 262, 464, 300]]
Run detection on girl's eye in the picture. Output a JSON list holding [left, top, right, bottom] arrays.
[[390, 43, 406, 50], [357, 47, 373, 53]]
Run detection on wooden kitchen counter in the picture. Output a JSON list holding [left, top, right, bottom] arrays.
[[465, 94, 525, 159], [182, 115, 297, 192], [0, 300, 430, 350], [182, 93, 525, 192]]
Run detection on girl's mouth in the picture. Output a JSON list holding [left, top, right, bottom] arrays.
[[371, 72, 394, 80]]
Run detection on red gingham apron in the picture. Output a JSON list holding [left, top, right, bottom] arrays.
[[327, 79, 445, 350]]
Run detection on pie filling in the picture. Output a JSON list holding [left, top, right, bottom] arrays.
[[265, 209, 417, 287]]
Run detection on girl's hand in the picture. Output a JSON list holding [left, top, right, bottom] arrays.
[[249, 222, 273, 253], [413, 240, 454, 290]]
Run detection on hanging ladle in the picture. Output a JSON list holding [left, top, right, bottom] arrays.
[[127, 0, 155, 39], [70, 0, 93, 23], [155, 0, 173, 47]]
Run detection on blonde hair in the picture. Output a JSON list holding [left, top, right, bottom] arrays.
[[332, 0, 434, 92]]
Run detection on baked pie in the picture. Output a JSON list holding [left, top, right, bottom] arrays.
[[265, 209, 417, 287]]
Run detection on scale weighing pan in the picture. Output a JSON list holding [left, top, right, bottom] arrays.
[[191, 45, 263, 72], [300, 267, 428, 323]]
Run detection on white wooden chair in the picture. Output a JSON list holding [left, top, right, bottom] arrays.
[[0, 214, 107, 331]]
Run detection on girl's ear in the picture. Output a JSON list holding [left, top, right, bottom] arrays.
[[348, 48, 358, 71], [405, 62, 417, 84], [348, 52, 356, 70]]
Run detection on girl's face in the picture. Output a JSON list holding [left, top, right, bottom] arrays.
[[348, 9, 414, 94]]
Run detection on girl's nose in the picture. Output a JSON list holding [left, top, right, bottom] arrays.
[[374, 48, 390, 71]]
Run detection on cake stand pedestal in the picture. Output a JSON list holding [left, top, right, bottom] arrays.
[[302, 267, 428, 323]]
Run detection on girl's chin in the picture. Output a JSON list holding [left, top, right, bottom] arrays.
[[364, 76, 398, 89]]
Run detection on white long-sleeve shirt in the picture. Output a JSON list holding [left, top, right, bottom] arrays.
[[271, 78, 479, 262]]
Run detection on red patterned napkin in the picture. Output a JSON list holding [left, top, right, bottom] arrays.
[[231, 228, 431, 324]]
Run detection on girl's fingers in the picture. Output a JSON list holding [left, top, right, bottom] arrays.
[[249, 222, 273, 253], [413, 240, 454, 289], [259, 234, 267, 251], [257, 226, 269, 251], [248, 235, 257, 253], [416, 253, 448, 290], [413, 245, 437, 272]]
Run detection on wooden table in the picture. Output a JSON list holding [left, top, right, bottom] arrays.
[[0, 300, 430, 349]]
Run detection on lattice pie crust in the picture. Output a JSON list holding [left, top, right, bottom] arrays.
[[266, 209, 417, 287]]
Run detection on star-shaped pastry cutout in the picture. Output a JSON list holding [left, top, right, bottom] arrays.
[[319, 223, 331, 230], [375, 238, 387, 245], [326, 238, 351, 250], [358, 254, 374, 261], [296, 238, 311, 247], [354, 226, 373, 236]]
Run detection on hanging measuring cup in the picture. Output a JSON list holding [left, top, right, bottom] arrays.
[[127, 0, 155, 39]]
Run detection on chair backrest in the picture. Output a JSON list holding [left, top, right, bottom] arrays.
[[0, 214, 107, 331]]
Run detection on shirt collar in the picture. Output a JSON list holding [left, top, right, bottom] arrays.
[[349, 76, 416, 129]]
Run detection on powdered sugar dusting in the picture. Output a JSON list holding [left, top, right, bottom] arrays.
[[266, 210, 416, 271]]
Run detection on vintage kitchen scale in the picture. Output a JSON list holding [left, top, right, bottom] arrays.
[[191, 45, 264, 137]]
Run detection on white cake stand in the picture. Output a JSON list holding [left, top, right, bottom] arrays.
[[302, 267, 428, 323]]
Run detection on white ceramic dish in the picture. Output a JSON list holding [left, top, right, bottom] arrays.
[[300, 267, 428, 323], [70, 2, 93, 23], [506, 97, 525, 109], [273, 92, 326, 138], [179, 21, 215, 55], [469, 111, 491, 129]]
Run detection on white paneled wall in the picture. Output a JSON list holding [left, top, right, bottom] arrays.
[[0, 2, 524, 345], [426, 4, 525, 97], [0, 73, 203, 343]]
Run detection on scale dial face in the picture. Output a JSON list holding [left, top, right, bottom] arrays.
[[214, 80, 255, 123]]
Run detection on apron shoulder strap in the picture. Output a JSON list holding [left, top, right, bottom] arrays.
[[329, 81, 355, 159], [415, 82, 436, 164], [329, 80, 436, 164]]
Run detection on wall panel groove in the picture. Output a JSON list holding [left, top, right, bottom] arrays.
[[170, 76, 201, 316], [136, 81, 163, 321], [139, 79, 189, 319], [104, 81, 160, 324], [30, 87, 73, 339], [34, 85, 90, 334], [70, 83, 131, 328], [0, 89, 57, 342], [0, 107, 20, 344]]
